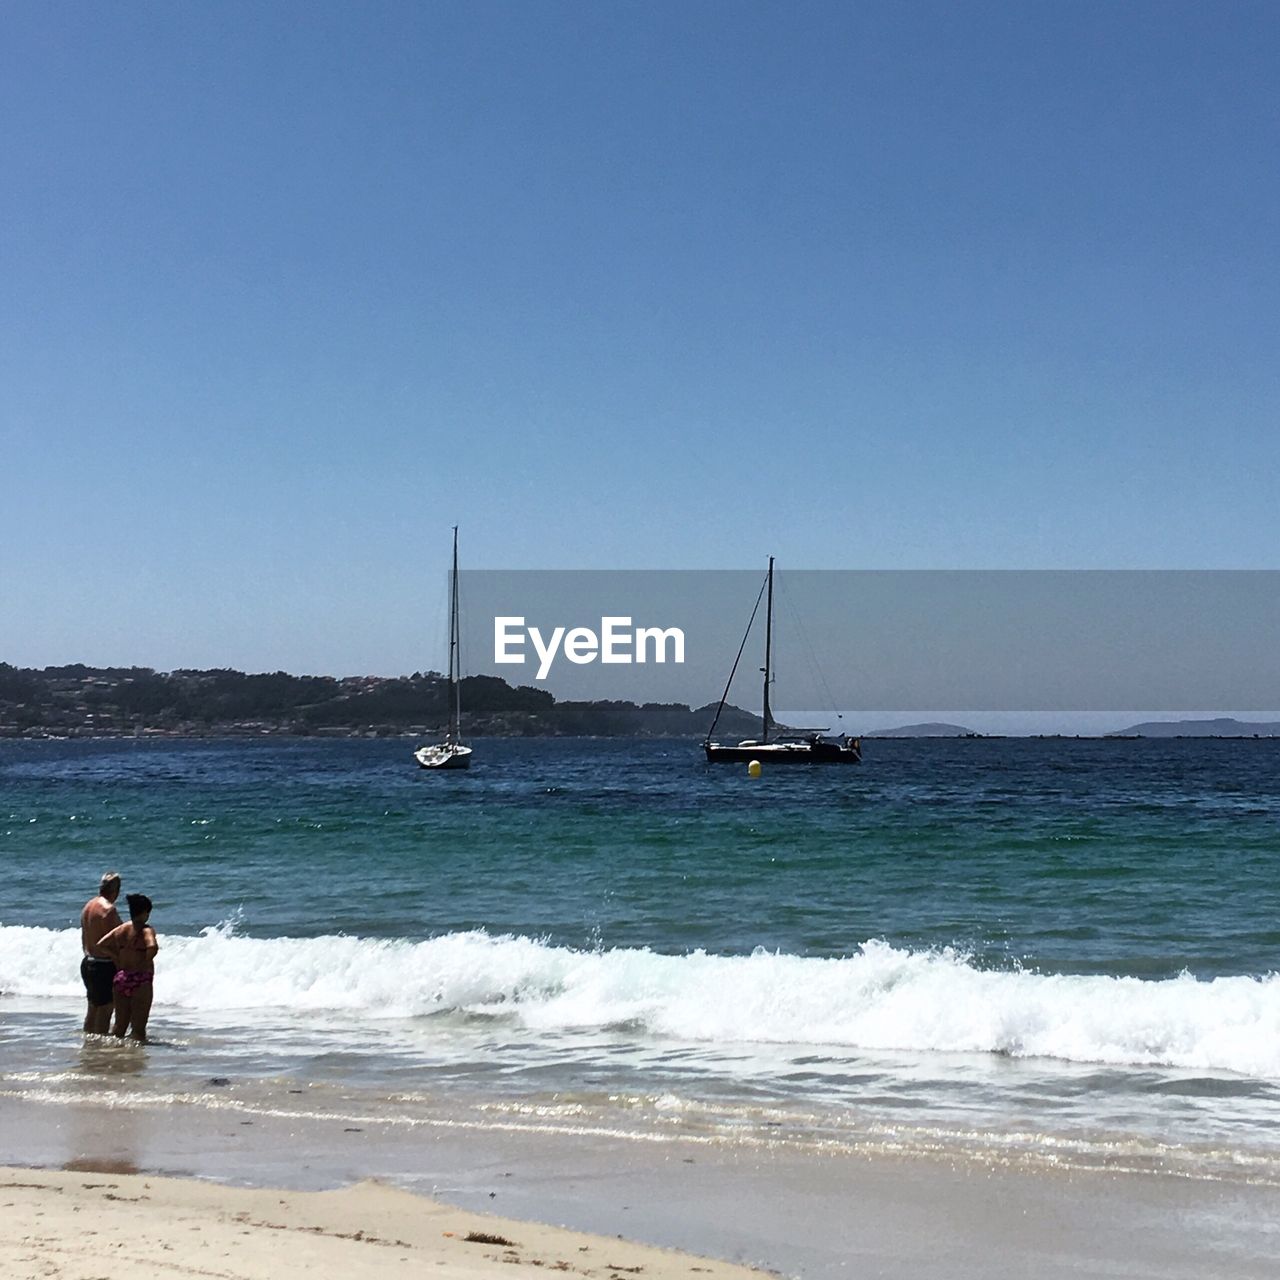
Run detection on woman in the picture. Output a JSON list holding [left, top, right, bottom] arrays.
[[98, 893, 159, 1043]]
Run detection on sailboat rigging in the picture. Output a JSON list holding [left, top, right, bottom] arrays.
[[414, 527, 473, 770], [703, 557, 861, 764]]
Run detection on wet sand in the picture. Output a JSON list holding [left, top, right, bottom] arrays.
[[3, 1093, 1278, 1279]]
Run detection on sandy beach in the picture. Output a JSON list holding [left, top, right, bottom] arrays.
[[0, 1164, 763, 1280], [3, 1091, 1279, 1280]]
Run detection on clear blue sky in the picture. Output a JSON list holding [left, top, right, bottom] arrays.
[[3, 1, 1278, 674]]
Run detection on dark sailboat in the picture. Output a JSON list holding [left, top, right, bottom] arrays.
[[414, 527, 473, 770], [703, 557, 861, 764]]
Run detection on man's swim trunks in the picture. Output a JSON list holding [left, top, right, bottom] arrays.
[[112, 969, 152, 997], [80, 956, 116, 1006]]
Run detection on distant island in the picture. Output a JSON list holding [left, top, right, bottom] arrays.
[[0, 663, 764, 740], [1106, 717, 1280, 738], [10, 667, 1275, 742], [863, 722, 979, 738]]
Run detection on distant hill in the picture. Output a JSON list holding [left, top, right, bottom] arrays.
[[0, 662, 764, 740], [1107, 717, 1280, 738], [862, 722, 978, 738]]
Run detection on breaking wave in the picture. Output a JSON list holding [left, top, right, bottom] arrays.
[[4, 923, 1279, 1077]]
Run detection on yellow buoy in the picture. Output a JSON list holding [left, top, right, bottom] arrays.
[[747, 759, 762, 778]]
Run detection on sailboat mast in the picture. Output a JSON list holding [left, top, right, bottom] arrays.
[[761, 555, 774, 743], [449, 526, 461, 744]]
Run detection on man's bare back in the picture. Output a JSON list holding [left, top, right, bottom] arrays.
[[81, 895, 122, 958], [81, 872, 123, 1036]]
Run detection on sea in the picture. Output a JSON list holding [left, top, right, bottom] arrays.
[[2, 735, 1279, 1189]]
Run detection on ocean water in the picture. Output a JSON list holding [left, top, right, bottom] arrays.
[[2, 736, 1279, 1184]]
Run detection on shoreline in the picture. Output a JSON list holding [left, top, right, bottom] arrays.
[[3, 1093, 1278, 1279]]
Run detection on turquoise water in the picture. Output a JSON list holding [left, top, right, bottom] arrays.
[[2, 736, 1279, 1180]]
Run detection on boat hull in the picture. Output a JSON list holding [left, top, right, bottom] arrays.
[[414, 743, 473, 770], [705, 740, 861, 764]]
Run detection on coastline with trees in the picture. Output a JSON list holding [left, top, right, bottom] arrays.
[[0, 663, 763, 740]]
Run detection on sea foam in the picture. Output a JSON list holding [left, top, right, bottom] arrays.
[[4, 923, 1278, 1077]]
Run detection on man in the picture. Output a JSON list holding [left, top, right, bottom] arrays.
[[80, 872, 122, 1034]]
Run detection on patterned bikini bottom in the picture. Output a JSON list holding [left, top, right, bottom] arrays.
[[112, 969, 153, 997]]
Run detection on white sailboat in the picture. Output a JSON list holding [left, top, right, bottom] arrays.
[[414, 527, 472, 770]]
